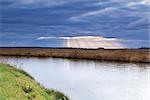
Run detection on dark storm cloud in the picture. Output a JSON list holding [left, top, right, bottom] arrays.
[[0, 0, 149, 47]]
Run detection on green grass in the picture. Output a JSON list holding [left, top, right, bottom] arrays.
[[0, 63, 69, 100]]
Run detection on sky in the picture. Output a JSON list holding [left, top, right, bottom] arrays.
[[0, 0, 150, 48]]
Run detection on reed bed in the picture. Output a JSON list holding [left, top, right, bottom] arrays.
[[0, 47, 149, 63]]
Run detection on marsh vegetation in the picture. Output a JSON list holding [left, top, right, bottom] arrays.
[[0, 47, 149, 63]]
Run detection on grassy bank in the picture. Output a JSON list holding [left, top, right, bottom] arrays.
[[0, 47, 149, 63], [0, 63, 69, 100]]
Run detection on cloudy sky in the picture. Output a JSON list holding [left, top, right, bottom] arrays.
[[0, 0, 150, 47]]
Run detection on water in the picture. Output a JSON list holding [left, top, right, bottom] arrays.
[[0, 57, 150, 100]]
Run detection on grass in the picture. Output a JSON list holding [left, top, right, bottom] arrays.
[[0, 47, 149, 63], [0, 63, 69, 100]]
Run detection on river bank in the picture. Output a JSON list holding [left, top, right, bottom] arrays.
[[0, 63, 69, 100], [0, 47, 149, 63]]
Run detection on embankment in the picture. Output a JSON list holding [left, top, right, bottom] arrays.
[[0, 63, 69, 100]]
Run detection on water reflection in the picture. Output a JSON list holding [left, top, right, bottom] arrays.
[[0, 57, 150, 100]]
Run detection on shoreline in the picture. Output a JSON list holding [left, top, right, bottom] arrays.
[[0, 63, 69, 100], [0, 47, 149, 63]]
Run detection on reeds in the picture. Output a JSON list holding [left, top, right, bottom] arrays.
[[0, 47, 149, 63]]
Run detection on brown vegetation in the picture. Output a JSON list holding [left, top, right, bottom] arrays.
[[0, 47, 149, 63]]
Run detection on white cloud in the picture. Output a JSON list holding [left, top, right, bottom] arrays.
[[37, 36, 56, 40], [141, 0, 150, 5], [70, 7, 116, 20], [37, 36, 123, 41], [37, 36, 71, 40], [127, 0, 150, 7], [128, 17, 149, 28], [70, 0, 149, 21], [127, 2, 140, 7]]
